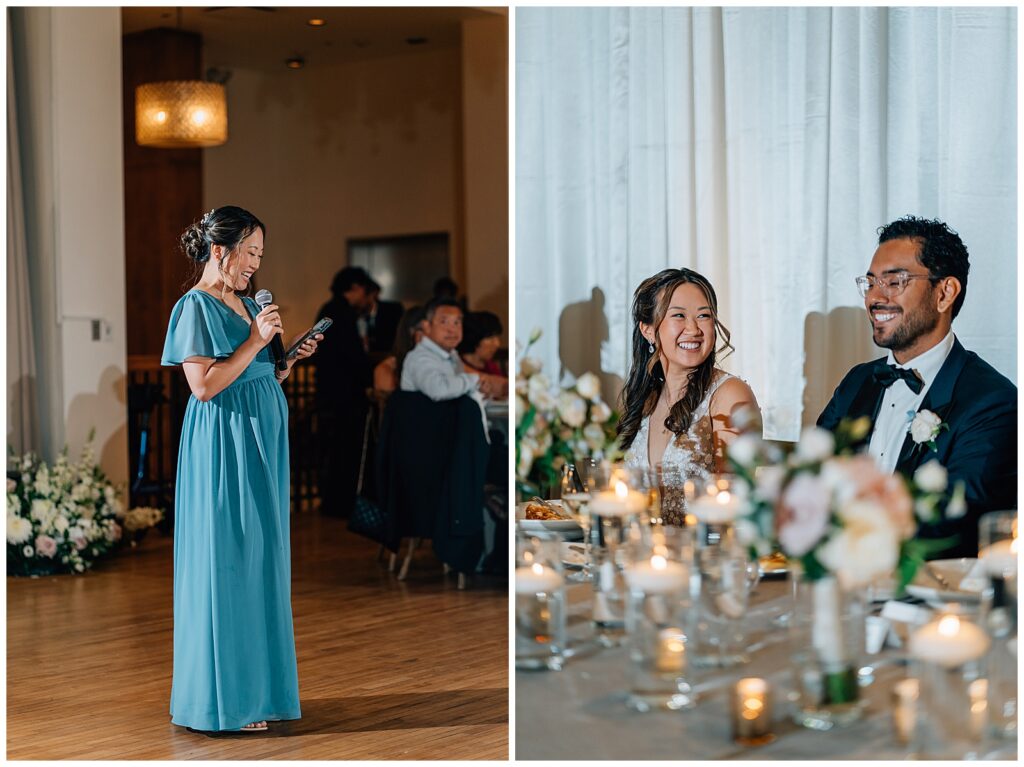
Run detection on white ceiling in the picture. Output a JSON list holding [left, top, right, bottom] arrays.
[[121, 6, 505, 72]]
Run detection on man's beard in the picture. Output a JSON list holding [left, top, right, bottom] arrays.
[[872, 302, 940, 352]]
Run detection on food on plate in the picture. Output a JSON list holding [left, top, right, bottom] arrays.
[[525, 502, 565, 521]]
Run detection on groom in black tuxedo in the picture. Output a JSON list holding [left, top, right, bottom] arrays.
[[818, 216, 1017, 557]]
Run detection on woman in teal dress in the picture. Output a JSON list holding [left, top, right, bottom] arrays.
[[161, 206, 322, 733]]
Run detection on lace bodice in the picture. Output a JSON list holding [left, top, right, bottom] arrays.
[[624, 372, 735, 525]]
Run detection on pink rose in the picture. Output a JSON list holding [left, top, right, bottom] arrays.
[[777, 473, 831, 557], [830, 455, 915, 539], [35, 535, 57, 558]]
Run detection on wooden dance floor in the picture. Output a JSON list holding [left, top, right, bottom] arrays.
[[7, 512, 509, 759]]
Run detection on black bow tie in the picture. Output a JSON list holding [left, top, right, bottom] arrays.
[[872, 364, 924, 395]]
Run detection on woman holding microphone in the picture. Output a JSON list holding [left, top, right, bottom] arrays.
[[161, 206, 321, 733]]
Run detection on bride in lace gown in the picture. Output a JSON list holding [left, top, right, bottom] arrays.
[[619, 268, 760, 526]]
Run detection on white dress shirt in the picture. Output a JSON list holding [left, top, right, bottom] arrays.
[[400, 336, 479, 401], [868, 330, 955, 473]]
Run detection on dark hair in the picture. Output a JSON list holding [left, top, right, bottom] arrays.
[[433, 277, 458, 298], [330, 266, 372, 296], [394, 305, 427, 380], [877, 215, 970, 319], [457, 311, 503, 355], [424, 296, 461, 320], [617, 268, 734, 451], [180, 205, 264, 265]]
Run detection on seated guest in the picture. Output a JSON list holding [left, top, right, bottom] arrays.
[[373, 306, 427, 394], [818, 215, 1017, 557], [458, 311, 508, 399], [401, 298, 498, 400]]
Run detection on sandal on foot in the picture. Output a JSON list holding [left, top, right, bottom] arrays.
[[239, 721, 268, 732]]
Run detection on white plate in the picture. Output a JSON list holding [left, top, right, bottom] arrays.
[[514, 501, 582, 533], [906, 558, 983, 604]]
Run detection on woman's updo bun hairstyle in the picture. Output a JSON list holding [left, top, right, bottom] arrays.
[[179, 206, 265, 264]]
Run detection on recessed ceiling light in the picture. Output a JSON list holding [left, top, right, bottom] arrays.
[[405, 37, 428, 46], [307, 18, 326, 27], [286, 57, 305, 69]]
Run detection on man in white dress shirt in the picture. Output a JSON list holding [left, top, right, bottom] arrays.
[[401, 297, 497, 400], [818, 216, 1016, 557]]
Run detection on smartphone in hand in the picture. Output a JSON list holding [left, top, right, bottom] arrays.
[[286, 317, 333, 359]]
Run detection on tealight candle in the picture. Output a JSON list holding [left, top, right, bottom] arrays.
[[892, 678, 919, 744], [589, 480, 648, 517], [655, 627, 687, 673], [909, 613, 991, 668], [690, 489, 743, 523], [968, 678, 988, 741], [625, 554, 687, 594], [732, 677, 774, 744], [515, 562, 564, 594], [979, 537, 1018, 578]]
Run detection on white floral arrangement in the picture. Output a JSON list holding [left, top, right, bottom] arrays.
[[515, 328, 619, 495], [727, 416, 965, 591], [7, 438, 125, 575], [123, 506, 164, 533]]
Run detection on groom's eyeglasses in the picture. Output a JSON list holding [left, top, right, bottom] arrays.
[[855, 273, 936, 298]]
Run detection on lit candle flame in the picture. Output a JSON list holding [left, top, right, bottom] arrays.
[[717, 490, 731, 505], [937, 614, 961, 637], [531, 562, 544, 576], [615, 481, 628, 499], [651, 554, 667, 570], [1012, 538, 1019, 554]]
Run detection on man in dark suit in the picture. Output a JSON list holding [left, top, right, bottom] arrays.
[[363, 279, 404, 355], [818, 216, 1017, 557], [313, 266, 374, 517]]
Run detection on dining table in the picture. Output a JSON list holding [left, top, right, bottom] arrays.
[[515, 571, 1018, 761]]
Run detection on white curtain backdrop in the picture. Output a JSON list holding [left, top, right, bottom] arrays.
[[515, 7, 1017, 441]]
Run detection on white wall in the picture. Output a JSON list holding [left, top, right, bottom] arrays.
[[203, 48, 462, 331], [12, 7, 128, 483]]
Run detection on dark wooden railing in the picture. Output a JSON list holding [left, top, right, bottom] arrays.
[[127, 356, 321, 522]]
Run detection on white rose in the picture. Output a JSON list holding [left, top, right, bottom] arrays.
[[515, 395, 528, 427], [754, 465, 785, 502], [909, 409, 942, 444], [728, 433, 761, 467], [795, 426, 835, 462], [7, 515, 33, 545], [582, 423, 606, 452], [914, 460, 948, 493], [517, 443, 535, 479], [53, 515, 70, 534], [590, 399, 612, 424], [557, 392, 587, 428], [818, 500, 900, 589], [7, 494, 22, 516], [520, 356, 543, 377], [33, 475, 51, 497], [527, 373, 555, 412], [575, 372, 601, 401]]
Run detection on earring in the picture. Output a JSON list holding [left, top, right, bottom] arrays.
[[648, 342, 655, 353]]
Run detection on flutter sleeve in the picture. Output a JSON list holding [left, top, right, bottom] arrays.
[[161, 292, 236, 366]]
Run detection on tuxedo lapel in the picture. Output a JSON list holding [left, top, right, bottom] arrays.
[[894, 339, 968, 474], [847, 361, 887, 442]]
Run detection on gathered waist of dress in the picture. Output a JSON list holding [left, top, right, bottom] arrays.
[[232, 360, 278, 386]]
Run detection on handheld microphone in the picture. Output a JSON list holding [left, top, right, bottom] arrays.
[[254, 289, 288, 372]]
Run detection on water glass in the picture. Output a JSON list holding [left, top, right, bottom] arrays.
[[515, 534, 568, 671]]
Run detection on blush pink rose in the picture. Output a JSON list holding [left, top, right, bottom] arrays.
[[35, 534, 57, 558], [832, 455, 915, 539], [777, 473, 831, 557]]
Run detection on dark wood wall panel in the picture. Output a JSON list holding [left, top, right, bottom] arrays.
[[122, 28, 203, 358]]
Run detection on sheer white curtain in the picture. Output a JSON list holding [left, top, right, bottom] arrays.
[[515, 7, 1017, 440]]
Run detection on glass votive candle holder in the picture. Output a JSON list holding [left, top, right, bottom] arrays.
[[979, 510, 1018, 578], [589, 478, 646, 645], [891, 678, 919, 745], [515, 536, 567, 671], [623, 550, 693, 711], [732, 677, 774, 745], [908, 611, 991, 758]]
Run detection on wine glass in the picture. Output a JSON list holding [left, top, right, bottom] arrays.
[[560, 463, 593, 582]]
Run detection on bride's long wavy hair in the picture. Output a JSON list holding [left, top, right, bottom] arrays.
[[617, 268, 734, 451]]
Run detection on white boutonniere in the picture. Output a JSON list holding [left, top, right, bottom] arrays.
[[907, 409, 947, 453]]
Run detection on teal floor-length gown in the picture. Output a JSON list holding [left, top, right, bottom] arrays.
[[162, 289, 301, 731]]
